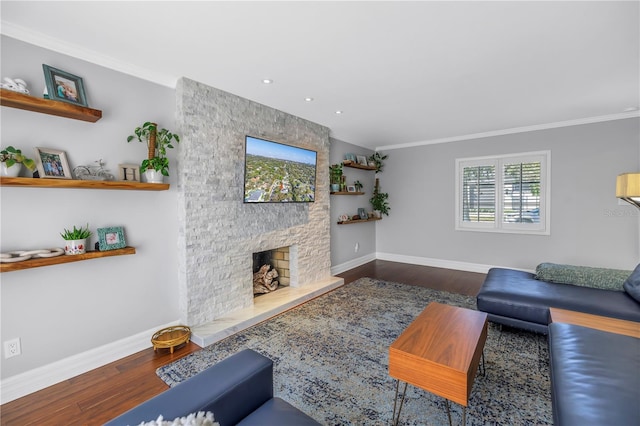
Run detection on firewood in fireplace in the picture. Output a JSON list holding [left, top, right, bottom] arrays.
[[253, 264, 279, 294]]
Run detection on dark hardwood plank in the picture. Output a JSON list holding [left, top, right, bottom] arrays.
[[0, 261, 485, 424]]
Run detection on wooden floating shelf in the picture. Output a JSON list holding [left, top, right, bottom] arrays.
[[337, 217, 381, 225], [0, 177, 169, 191], [343, 162, 377, 171], [1, 247, 136, 272], [0, 89, 102, 122], [330, 191, 365, 195]]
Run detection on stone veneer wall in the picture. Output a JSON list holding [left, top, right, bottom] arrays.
[[176, 78, 332, 326]]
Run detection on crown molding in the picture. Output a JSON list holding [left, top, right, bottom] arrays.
[[376, 111, 640, 151], [1, 21, 177, 88]]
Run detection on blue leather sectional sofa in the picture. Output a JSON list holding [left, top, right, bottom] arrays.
[[105, 348, 319, 426], [477, 264, 640, 426], [477, 267, 640, 334]]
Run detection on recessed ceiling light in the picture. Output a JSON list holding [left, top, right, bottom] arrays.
[[262, 79, 273, 84], [335, 110, 343, 114], [304, 97, 314, 102]]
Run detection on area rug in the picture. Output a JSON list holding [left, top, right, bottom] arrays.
[[157, 278, 551, 425]]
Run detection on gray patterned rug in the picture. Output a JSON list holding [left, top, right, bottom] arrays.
[[157, 278, 551, 425]]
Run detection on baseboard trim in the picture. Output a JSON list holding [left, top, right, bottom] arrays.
[[0, 320, 182, 404], [374, 252, 535, 274], [331, 253, 377, 276]]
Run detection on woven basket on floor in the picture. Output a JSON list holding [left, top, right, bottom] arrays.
[[151, 325, 191, 354]]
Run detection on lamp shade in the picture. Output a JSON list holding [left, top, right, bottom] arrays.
[[616, 173, 640, 208]]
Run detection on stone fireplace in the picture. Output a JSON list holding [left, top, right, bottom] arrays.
[[176, 78, 334, 329]]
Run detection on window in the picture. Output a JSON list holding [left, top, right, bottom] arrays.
[[455, 151, 550, 234]]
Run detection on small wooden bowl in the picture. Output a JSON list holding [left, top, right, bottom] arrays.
[[151, 325, 191, 354]]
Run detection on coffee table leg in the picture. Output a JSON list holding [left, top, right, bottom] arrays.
[[444, 400, 468, 426], [392, 379, 408, 426]]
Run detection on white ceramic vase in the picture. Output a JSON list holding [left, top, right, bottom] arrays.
[[64, 239, 87, 255], [144, 169, 164, 183], [0, 162, 22, 177]]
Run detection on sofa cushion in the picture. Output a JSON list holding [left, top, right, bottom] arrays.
[[549, 323, 640, 425], [535, 262, 630, 291], [623, 264, 640, 303]]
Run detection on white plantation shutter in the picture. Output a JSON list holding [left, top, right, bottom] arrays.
[[456, 151, 549, 234], [502, 161, 541, 224], [462, 165, 495, 223]]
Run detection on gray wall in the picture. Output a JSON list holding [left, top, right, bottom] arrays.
[[376, 118, 640, 271], [1, 36, 179, 379], [329, 138, 376, 269]]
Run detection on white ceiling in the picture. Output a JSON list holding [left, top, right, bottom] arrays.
[[2, 1, 639, 150]]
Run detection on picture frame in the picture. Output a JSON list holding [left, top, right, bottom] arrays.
[[34, 147, 72, 179], [118, 163, 141, 182], [357, 155, 368, 166], [358, 207, 367, 219], [347, 185, 356, 192], [42, 64, 88, 107], [97, 226, 126, 251], [345, 153, 356, 162]]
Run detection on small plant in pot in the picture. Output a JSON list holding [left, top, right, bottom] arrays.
[[367, 152, 388, 173], [370, 178, 390, 218], [329, 163, 343, 192], [370, 191, 390, 218], [0, 146, 36, 177], [61, 224, 92, 255], [127, 122, 180, 183]]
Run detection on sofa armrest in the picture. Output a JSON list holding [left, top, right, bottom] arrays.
[[104, 349, 273, 426]]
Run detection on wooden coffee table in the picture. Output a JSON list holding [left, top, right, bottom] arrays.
[[389, 302, 488, 425]]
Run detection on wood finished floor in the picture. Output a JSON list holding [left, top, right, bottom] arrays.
[[0, 260, 485, 425]]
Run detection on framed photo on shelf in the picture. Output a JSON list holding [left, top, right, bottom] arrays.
[[356, 155, 368, 166], [97, 226, 126, 251], [345, 153, 356, 162], [358, 208, 367, 219], [42, 64, 88, 107], [34, 147, 72, 179], [347, 185, 356, 192]]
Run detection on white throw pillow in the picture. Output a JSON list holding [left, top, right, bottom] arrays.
[[137, 411, 219, 426]]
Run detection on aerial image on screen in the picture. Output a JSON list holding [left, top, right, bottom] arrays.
[[244, 136, 317, 203]]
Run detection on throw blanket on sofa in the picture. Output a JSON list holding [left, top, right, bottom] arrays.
[[535, 263, 632, 291]]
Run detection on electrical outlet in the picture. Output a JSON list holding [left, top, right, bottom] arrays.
[[4, 338, 21, 358], [354, 242, 359, 253]]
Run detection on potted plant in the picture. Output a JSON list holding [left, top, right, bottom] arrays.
[[370, 178, 390, 218], [127, 122, 180, 183], [367, 152, 388, 173], [354, 180, 363, 192], [329, 163, 343, 192], [60, 224, 92, 255], [0, 146, 36, 177]]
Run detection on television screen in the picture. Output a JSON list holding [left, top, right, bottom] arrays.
[[244, 136, 317, 203]]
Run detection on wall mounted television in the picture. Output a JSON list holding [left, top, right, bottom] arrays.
[[244, 136, 317, 203]]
